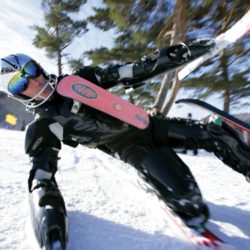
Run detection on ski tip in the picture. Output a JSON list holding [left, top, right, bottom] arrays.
[[195, 237, 236, 250], [196, 229, 237, 250]]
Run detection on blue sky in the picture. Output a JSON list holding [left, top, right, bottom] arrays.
[[0, 0, 114, 74]]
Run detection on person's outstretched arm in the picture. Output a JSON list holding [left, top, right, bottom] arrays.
[[74, 38, 214, 89]]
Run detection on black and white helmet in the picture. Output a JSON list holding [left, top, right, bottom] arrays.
[[0, 53, 57, 108]]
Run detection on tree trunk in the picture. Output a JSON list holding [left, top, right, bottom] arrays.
[[162, 74, 181, 116], [220, 1, 230, 113], [153, 0, 186, 115], [221, 50, 230, 112], [57, 51, 62, 76], [56, 24, 62, 75]]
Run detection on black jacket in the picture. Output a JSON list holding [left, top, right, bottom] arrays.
[[25, 66, 141, 178], [24, 39, 214, 177]]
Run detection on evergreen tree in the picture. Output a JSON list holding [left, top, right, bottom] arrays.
[[85, 1, 249, 113], [86, 0, 172, 64], [85, 0, 173, 109], [32, 0, 88, 75], [182, 0, 250, 112]]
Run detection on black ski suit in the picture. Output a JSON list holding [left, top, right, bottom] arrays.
[[26, 65, 208, 218], [24, 40, 250, 249]]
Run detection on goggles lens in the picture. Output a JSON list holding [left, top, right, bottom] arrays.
[[8, 60, 44, 94]]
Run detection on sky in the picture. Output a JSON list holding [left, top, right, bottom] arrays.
[[0, 0, 55, 72], [0, 1, 248, 120], [0, 0, 114, 74]]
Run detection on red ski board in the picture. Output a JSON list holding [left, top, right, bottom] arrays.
[[161, 205, 236, 250], [56, 75, 149, 129]]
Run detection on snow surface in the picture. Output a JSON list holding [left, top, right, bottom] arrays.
[[0, 129, 250, 250]]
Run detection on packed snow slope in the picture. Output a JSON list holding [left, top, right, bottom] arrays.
[[0, 129, 250, 250]]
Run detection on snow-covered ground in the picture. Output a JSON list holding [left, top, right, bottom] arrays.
[[0, 129, 250, 250]]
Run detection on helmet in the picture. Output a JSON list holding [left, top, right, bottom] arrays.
[[0, 53, 57, 109]]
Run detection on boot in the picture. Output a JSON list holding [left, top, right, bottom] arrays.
[[163, 117, 250, 181], [29, 179, 68, 250], [194, 122, 250, 180]]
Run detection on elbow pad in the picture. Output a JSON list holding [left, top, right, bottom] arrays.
[[25, 118, 61, 157]]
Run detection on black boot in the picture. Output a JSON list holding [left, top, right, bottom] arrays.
[[193, 122, 250, 180], [158, 117, 250, 181], [29, 179, 68, 250]]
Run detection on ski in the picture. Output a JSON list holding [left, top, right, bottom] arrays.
[[136, 176, 235, 250], [176, 98, 250, 133], [161, 204, 236, 250], [56, 75, 149, 129]]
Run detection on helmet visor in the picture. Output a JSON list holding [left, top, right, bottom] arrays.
[[8, 60, 45, 95]]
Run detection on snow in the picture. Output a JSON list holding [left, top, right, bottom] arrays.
[[0, 129, 250, 250]]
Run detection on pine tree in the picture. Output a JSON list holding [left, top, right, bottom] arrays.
[[85, 0, 249, 113], [86, 0, 172, 64], [32, 0, 88, 75], [85, 0, 173, 109], [182, 0, 250, 112]]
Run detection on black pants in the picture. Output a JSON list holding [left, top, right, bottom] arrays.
[[106, 116, 208, 219]]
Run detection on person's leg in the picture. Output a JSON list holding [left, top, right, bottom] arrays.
[[151, 116, 250, 180], [25, 118, 68, 250], [28, 151, 68, 250], [141, 147, 209, 226], [106, 129, 208, 226], [196, 122, 250, 180]]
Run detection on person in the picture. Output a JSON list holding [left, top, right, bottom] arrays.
[[1, 39, 250, 250], [182, 113, 198, 155]]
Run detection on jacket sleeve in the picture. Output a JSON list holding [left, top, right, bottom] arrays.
[[73, 65, 121, 89], [74, 38, 214, 89]]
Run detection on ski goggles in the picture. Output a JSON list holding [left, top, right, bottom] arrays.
[[8, 60, 45, 95]]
